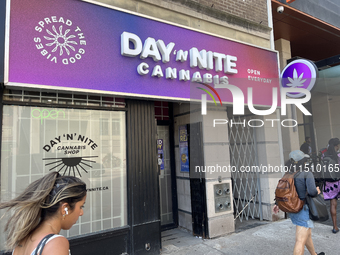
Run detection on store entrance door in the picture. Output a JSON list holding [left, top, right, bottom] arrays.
[[157, 125, 176, 228]]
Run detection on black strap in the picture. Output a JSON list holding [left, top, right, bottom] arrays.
[[33, 234, 55, 255]]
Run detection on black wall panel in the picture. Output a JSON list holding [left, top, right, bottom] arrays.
[[126, 100, 161, 254], [69, 228, 129, 255], [189, 122, 208, 238], [133, 222, 160, 254]]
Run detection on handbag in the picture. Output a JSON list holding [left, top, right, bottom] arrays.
[[33, 234, 55, 255], [305, 194, 329, 222]]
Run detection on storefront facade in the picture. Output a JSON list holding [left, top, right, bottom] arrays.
[[272, 0, 340, 158], [1, 0, 282, 254]]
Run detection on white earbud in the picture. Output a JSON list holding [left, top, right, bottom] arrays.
[[64, 208, 68, 215]]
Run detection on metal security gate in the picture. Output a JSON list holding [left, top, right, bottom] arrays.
[[228, 114, 262, 222]]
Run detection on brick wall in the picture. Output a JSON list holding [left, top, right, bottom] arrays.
[[168, 0, 268, 26], [98, 0, 272, 46]]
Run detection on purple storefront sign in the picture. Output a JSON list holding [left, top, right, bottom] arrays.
[[5, 0, 279, 106]]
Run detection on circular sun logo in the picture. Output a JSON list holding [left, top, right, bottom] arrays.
[[45, 25, 77, 56], [34, 16, 86, 65]]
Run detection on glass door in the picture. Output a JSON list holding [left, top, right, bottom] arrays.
[[157, 125, 174, 226]]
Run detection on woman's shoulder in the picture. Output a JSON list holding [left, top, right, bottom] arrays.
[[294, 170, 310, 177], [13, 234, 69, 255], [46, 234, 68, 243], [41, 235, 69, 255], [304, 170, 314, 177], [294, 170, 313, 180]]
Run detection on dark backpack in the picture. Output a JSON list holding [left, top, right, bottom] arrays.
[[275, 171, 304, 213], [319, 156, 340, 182]]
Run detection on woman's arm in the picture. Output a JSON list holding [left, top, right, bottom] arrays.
[[305, 171, 318, 197], [273, 205, 280, 214]]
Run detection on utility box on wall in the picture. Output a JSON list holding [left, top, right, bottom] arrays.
[[214, 183, 232, 213], [206, 179, 235, 238], [206, 180, 233, 217]]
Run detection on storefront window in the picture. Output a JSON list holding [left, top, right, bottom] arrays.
[[0, 106, 127, 248]]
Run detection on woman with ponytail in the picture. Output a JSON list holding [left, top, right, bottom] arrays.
[[0, 171, 87, 255], [273, 150, 323, 255], [322, 137, 340, 234]]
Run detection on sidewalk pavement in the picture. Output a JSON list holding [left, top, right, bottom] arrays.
[[161, 219, 339, 255]]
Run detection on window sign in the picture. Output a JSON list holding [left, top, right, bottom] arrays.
[[179, 125, 189, 172], [157, 139, 164, 170], [0, 106, 127, 248]]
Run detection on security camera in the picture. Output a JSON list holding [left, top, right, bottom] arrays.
[[277, 6, 284, 14]]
